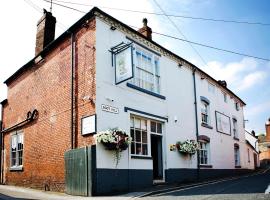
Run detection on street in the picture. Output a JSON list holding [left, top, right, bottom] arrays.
[[143, 170, 270, 200]]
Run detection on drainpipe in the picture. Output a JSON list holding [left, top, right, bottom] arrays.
[[70, 33, 75, 149], [192, 68, 200, 181]]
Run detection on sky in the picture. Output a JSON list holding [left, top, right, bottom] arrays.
[[0, 0, 269, 134]]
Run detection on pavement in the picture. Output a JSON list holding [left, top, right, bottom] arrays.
[[0, 169, 269, 200]]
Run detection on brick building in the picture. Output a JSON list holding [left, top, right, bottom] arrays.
[[259, 119, 270, 167], [0, 7, 256, 196]]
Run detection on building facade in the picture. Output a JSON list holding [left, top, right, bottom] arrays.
[[0, 7, 255, 195], [259, 119, 270, 167]]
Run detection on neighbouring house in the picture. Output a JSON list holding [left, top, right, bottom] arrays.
[[259, 119, 270, 167], [245, 130, 259, 169], [0, 7, 255, 196]]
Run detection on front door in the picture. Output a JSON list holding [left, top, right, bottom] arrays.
[[151, 134, 163, 180]]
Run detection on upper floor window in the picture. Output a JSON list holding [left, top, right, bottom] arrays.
[[208, 82, 215, 94], [235, 102, 240, 111], [232, 118, 238, 139], [201, 97, 210, 125], [199, 141, 210, 165], [11, 130, 24, 169], [223, 93, 227, 103], [131, 47, 160, 94]]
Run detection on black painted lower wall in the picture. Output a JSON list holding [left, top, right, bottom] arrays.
[[93, 168, 254, 196], [94, 168, 153, 195], [165, 168, 253, 183]]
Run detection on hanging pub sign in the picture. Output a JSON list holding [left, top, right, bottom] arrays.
[[110, 42, 134, 85], [215, 111, 231, 135]]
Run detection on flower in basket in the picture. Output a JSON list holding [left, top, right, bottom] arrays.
[[96, 128, 132, 167], [176, 140, 198, 155]]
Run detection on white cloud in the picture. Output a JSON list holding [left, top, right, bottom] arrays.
[[201, 57, 267, 92], [245, 101, 270, 118]]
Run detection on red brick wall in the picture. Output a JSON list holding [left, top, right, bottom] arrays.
[[2, 18, 96, 192]]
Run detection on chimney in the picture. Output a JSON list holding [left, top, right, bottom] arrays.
[[138, 18, 152, 40], [251, 130, 256, 137], [35, 9, 56, 55], [266, 118, 270, 141], [218, 80, 227, 87]]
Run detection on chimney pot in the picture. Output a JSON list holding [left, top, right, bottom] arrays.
[[35, 9, 56, 55], [138, 18, 152, 40]]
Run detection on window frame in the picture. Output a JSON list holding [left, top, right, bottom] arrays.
[[10, 130, 24, 171], [232, 118, 238, 139], [130, 115, 163, 158], [130, 46, 161, 95], [201, 98, 210, 126], [199, 141, 210, 165], [234, 147, 240, 167]]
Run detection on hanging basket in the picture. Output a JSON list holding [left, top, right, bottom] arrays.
[[102, 142, 118, 150]]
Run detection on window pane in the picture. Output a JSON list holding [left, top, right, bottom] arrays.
[[135, 118, 140, 129], [142, 144, 148, 155], [135, 130, 141, 142], [157, 123, 162, 133], [130, 129, 134, 141], [136, 143, 142, 155], [141, 120, 147, 130], [151, 121, 156, 132], [142, 131, 147, 143], [130, 117, 134, 128], [131, 142, 135, 154]]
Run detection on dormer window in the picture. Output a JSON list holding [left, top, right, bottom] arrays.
[[235, 102, 240, 111]]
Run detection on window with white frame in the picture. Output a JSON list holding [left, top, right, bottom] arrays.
[[11, 130, 24, 168], [208, 82, 215, 94], [233, 118, 238, 138], [201, 101, 210, 125], [130, 116, 163, 156], [150, 121, 162, 134], [234, 146, 240, 166], [223, 93, 227, 103], [131, 47, 161, 94], [130, 116, 148, 155], [199, 141, 210, 165], [235, 102, 240, 111]]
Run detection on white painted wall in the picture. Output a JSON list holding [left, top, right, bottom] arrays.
[[95, 17, 250, 173]]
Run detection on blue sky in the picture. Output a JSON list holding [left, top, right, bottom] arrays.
[[0, 0, 269, 134]]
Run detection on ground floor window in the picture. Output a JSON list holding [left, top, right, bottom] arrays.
[[11, 130, 24, 168], [199, 142, 210, 165], [130, 116, 163, 156], [234, 147, 240, 166]]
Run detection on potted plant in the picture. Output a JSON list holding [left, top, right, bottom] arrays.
[[176, 140, 198, 155], [96, 128, 132, 167]]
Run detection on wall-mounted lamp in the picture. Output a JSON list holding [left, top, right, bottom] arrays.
[[174, 116, 178, 123], [106, 97, 114, 102]]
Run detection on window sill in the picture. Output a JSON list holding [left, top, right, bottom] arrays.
[[199, 164, 213, 168], [131, 155, 152, 160], [233, 137, 239, 141], [201, 123, 213, 129], [235, 165, 241, 168], [10, 166, 23, 171], [126, 83, 166, 100]]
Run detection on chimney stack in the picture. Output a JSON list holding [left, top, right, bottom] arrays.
[[35, 9, 56, 55], [266, 118, 270, 141], [138, 18, 152, 40], [218, 80, 227, 87]]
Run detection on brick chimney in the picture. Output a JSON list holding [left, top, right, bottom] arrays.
[[35, 9, 56, 55], [138, 18, 152, 40], [266, 118, 270, 141]]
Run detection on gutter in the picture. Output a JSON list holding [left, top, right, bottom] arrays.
[[192, 68, 200, 181]]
